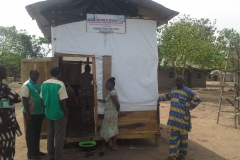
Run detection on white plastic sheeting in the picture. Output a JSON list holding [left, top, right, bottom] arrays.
[[51, 19, 159, 113]]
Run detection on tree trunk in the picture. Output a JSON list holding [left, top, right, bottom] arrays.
[[174, 67, 177, 78], [182, 68, 185, 76]]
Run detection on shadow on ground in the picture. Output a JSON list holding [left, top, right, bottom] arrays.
[[35, 125, 226, 160]]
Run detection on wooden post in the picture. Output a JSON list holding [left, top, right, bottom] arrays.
[[155, 104, 161, 147], [233, 45, 237, 128], [87, 57, 89, 64], [92, 57, 98, 135]]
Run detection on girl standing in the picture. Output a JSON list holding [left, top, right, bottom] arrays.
[[98, 77, 120, 151]]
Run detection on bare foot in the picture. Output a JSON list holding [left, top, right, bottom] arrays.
[[165, 157, 177, 160], [98, 146, 107, 151], [111, 146, 118, 151]]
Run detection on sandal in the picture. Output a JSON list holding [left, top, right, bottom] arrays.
[[98, 147, 107, 151], [165, 157, 176, 160], [176, 154, 185, 160], [111, 146, 118, 151], [99, 151, 104, 157]]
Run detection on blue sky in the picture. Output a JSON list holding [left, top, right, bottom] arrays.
[[0, 0, 239, 37]]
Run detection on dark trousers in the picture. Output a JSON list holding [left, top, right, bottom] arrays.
[[80, 95, 94, 124], [47, 116, 67, 160], [23, 113, 44, 157], [0, 136, 15, 160]]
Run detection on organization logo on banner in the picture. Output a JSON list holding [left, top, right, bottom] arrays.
[[86, 14, 126, 34]]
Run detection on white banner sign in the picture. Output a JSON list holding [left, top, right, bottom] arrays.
[[87, 14, 126, 34]]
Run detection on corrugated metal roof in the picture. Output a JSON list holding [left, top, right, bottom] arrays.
[[25, 0, 179, 41]]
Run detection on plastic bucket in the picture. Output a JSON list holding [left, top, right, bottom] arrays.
[[79, 141, 96, 152]]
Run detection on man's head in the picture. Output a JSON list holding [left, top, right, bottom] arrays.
[[0, 64, 7, 80], [175, 75, 184, 89], [85, 65, 91, 73], [30, 70, 39, 82], [50, 67, 62, 79]]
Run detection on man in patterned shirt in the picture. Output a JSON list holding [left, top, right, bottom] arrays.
[[159, 75, 201, 160], [0, 64, 22, 160]]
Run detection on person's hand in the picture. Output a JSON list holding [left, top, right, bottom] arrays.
[[26, 114, 32, 123], [158, 98, 161, 103], [8, 101, 14, 106], [157, 98, 161, 106], [65, 108, 69, 117], [97, 99, 104, 103]]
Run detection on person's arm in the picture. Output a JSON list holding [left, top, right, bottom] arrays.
[[21, 84, 29, 112], [2, 84, 21, 104], [0, 84, 21, 128], [58, 83, 69, 116], [41, 99, 45, 113], [158, 93, 171, 102], [60, 99, 68, 116], [110, 90, 120, 116], [40, 89, 45, 114], [189, 91, 201, 110], [21, 84, 32, 122], [110, 96, 120, 113], [22, 97, 33, 123], [97, 99, 105, 103]]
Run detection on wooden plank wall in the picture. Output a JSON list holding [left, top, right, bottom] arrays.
[[21, 57, 59, 85], [98, 110, 159, 134], [66, 110, 160, 144]]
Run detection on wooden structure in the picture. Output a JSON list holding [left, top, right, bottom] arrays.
[[217, 41, 240, 128], [21, 55, 161, 146], [23, 0, 179, 147]]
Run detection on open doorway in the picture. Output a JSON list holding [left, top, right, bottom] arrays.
[[59, 56, 95, 138], [213, 75, 219, 81]]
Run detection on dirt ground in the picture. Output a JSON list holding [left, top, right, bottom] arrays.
[[9, 81, 240, 160]]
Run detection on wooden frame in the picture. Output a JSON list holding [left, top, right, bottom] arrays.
[[92, 57, 98, 135], [217, 41, 240, 128], [21, 54, 161, 147]]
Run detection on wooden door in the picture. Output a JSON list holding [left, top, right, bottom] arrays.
[[21, 57, 59, 138]]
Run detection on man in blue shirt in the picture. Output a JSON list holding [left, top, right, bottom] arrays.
[[159, 75, 201, 160]]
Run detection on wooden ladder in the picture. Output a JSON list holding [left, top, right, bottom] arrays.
[[217, 41, 240, 128]]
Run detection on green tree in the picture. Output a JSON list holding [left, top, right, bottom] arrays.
[[157, 15, 217, 76], [214, 28, 240, 70], [0, 26, 50, 80]]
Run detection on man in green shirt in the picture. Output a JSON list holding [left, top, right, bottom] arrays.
[[21, 70, 45, 160], [40, 67, 68, 160]]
